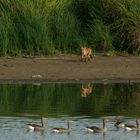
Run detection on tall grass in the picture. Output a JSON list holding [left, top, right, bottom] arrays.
[[102, 0, 140, 54], [88, 1, 113, 53], [0, 0, 81, 56], [0, 0, 140, 56], [89, 19, 113, 53]]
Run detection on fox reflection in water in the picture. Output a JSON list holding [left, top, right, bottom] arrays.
[[81, 84, 93, 97]]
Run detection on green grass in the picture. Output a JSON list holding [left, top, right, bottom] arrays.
[[103, 0, 140, 54], [0, 0, 140, 56]]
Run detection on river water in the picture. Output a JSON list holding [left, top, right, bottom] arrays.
[[0, 83, 140, 140]]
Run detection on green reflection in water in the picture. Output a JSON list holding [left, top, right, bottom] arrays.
[[0, 83, 140, 118]]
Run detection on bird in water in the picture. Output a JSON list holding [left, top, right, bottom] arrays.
[[86, 118, 109, 133], [53, 120, 72, 133], [125, 119, 140, 131], [114, 119, 125, 128], [27, 117, 47, 131]]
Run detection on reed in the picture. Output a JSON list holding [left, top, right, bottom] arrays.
[[0, 0, 140, 56], [89, 18, 113, 53], [103, 0, 140, 54]]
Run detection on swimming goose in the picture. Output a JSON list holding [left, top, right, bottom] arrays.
[[86, 119, 109, 133], [27, 117, 47, 131], [125, 119, 140, 131], [53, 120, 71, 133], [114, 120, 125, 128]]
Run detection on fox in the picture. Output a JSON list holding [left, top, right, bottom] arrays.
[[81, 47, 93, 62], [81, 84, 93, 97]]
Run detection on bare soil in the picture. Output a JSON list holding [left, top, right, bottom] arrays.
[[0, 55, 140, 84]]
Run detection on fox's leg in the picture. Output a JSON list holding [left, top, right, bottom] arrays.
[[90, 54, 93, 59], [84, 56, 87, 62], [81, 56, 83, 62], [81, 54, 84, 62], [87, 54, 91, 61], [82, 54, 87, 62]]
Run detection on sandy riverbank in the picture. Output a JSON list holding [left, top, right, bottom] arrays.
[[0, 55, 140, 84]]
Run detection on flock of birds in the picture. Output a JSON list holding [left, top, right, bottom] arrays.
[[27, 117, 140, 133], [27, 117, 71, 133]]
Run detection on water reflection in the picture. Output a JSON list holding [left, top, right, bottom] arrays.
[[81, 83, 93, 97], [0, 83, 140, 140], [0, 83, 140, 117]]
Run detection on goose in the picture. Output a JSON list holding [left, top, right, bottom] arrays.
[[125, 119, 140, 131], [86, 118, 109, 133], [27, 117, 47, 131], [114, 120, 125, 128], [53, 120, 71, 133]]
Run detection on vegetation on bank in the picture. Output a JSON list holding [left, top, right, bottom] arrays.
[[0, 0, 140, 56]]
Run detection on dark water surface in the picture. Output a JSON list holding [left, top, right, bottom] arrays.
[[0, 83, 140, 140]]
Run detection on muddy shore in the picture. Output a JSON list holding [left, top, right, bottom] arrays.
[[0, 55, 140, 84]]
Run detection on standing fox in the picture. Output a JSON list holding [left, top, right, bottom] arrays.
[[81, 47, 93, 62]]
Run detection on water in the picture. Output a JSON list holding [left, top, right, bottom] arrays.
[[0, 83, 140, 140]]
